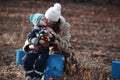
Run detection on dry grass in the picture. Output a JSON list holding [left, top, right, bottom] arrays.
[[0, 0, 120, 80]]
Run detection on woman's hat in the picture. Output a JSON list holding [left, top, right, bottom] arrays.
[[45, 3, 61, 22]]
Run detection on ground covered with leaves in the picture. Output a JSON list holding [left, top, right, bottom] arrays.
[[0, 0, 120, 80]]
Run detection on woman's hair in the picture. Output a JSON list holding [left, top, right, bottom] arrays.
[[51, 19, 60, 33]]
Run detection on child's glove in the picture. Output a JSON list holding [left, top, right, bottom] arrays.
[[36, 30, 50, 42], [36, 29, 56, 43]]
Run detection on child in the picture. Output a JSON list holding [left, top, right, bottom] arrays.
[[23, 14, 56, 80]]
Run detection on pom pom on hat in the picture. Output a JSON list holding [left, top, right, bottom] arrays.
[[29, 13, 45, 26], [54, 3, 61, 11], [45, 3, 61, 22]]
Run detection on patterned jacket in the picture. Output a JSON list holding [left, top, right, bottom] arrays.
[[55, 16, 71, 52]]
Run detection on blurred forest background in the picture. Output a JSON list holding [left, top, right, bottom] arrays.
[[0, 0, 120, 80]]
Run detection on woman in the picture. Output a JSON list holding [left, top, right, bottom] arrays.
[[23, 3, 71, 80]]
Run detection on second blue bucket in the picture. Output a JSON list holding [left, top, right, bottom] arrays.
[[16, 49, 25, 66], [112, 61, 120, 79]]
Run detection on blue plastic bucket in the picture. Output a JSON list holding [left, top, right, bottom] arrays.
[[16, 49, 25, 66], [43, 54, 64, 79], [112, 61, 120, 79]]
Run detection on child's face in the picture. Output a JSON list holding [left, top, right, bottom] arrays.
[[40, 17, 57, 27]]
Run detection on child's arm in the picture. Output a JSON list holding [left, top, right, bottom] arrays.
[[27, 29, 46, 46]]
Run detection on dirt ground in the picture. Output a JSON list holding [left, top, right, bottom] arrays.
[[0, 0, 120, 80]]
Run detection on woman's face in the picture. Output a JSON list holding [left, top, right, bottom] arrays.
[[45, 18, 57, 26]]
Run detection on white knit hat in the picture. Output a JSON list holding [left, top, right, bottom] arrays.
[[45, 3, 61, 22]]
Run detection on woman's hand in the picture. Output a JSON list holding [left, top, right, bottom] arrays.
[[46, 27, 56, 37]]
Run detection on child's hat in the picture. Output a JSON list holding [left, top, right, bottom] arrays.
[[45, 3, 61, 22], [29, 13, 44, 26]]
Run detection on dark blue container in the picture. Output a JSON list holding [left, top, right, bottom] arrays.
[[43, 54, 64, 79], [112, 61, 120, 79], [16, 49, 25, 66]]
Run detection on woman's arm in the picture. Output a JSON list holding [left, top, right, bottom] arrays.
[[56, 22, 71, 51]]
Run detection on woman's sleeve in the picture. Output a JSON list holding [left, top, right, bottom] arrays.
[[57, 22, 71, 51]]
